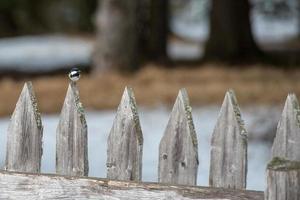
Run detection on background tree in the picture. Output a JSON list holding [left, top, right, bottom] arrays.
[[139, 0, 169, 61], [93, 0, 140, 71], [93, 0, 169, 71], [204, 0, 261, 61]]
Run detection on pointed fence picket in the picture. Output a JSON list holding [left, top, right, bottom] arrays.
[[5, 82, 43, 173], [56, 82, 88, 176], [265, 94, 300, 200], [106, 87, 143, 181], [0, 82, 299, 200], [158, 89, 198, 185], [209, 90, 247, 189]]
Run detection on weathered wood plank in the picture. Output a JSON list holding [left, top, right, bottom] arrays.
[[158, 89, 198, 185], [266, 94, 300, 200], [107, 87, 143, 181], [209, 90, 247, 189], [56, 82, 88, 176], [0, 170, 264, 200], [271, 94, 300, 160], [265, 158, 300, 200], [5, 82, 43, 173]]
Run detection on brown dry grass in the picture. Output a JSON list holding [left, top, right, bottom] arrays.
[[0, 63, 300, 116]]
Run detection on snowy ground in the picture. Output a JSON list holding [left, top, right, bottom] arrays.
[[0, 106, 280, 191], [0, 35, 93, 72]]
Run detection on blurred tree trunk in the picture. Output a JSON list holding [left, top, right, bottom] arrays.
[[298, 1, 300, 38], [93, 0, 139, 71], [204, 0, 261, 61], [93, 0, 169, 71], [139, 0, 169, 61], [149, 0, 169, 60]]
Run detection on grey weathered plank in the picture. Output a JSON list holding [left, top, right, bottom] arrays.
[[271, 94, 300, 160], [158, 89, 198, 185], [209, 90, 248, 189], [266, 94, 300, 200], [107, 87, 143, 181], [56, 82, 88, 176], [0, 170, 264, 200], [5, 82, 43, 173], [265, 158, 300, 200]]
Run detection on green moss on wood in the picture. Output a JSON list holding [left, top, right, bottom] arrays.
[[180, 88, 198, 150], [126, 86, 143, 146], [70, 82, 87, 129], [290, 93, 300, 127], [228, 89, 248, 146], [268, 157, 300, 171]]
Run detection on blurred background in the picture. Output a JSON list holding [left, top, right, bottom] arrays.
[[0, 0, 300, 191]]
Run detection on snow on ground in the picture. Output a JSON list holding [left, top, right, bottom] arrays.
[[167, 40, 202, 60], [0, 35, 93, 72], [0, 106, 279, 191], [252, 13, 298, 44]]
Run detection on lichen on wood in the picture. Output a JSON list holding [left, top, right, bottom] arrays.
[[267, 157, 300, 171]]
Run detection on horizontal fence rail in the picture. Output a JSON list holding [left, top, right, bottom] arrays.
[[0, 81, 299, 200], [0, 170, 264, 200]]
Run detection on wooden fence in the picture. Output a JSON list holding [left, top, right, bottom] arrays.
[[0, 81, 299, 200]]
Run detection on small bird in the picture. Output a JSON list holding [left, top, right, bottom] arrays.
[[68, 68, 81, 82]]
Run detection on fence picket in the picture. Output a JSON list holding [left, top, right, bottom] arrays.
[[106, 87, 143, 181], [209, 90, 248, 189], [158, 89, 198, 185], [271, 94, 300, 160], [4, 80, 300, 199], [5, 82, 43, 173], [56, 83, 88, 176], [265, 94, 300, 200]]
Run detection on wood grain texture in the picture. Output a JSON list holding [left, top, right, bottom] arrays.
[[0, 170, 264, 200], [265, 159, 300, 200], [107, 87, 143, 181], [158, 89, 198, 185], [209, 90, 248, 189], [271, 94, 300, 161], [266, 94, 300, 200], [5, 82, 43, 173], [56, 83, 88, 176]]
